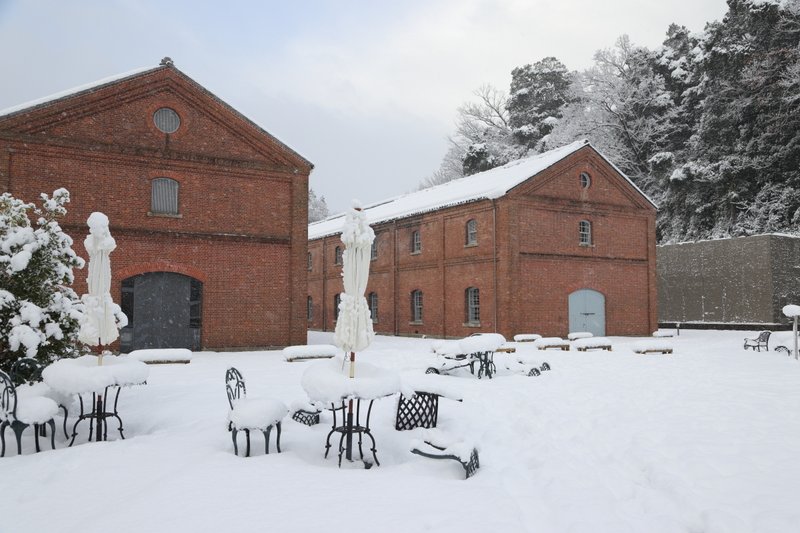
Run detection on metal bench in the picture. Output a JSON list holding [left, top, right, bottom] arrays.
[[743, 331, 770, 352]]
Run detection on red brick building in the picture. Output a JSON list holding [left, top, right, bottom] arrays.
[[308, 141, 657, 339], [0, 59, 312, 351]]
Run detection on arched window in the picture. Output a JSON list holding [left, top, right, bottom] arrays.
[[307, 296, 313, 321], [334, 293, 341, 320], [411, 290, 423, 323], [307, 252, 313, 271], [580, 172, 591, 189], [411, 230, 421, 254], [465, 219, 478, 246], [579, 220, 592, 245], [368, 292, 378, 323], [465, 287, 480, 324], [151, 177, 179, 215], [334, 246, 343, 265]]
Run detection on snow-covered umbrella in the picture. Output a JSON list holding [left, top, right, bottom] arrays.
[[77, 212, 127, 442], [79, 212, 126, 351], [332, 201, 375, 461]]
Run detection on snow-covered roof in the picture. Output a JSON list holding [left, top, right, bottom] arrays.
[[309, 139, 656, 240], [0, 66, 159, 118]]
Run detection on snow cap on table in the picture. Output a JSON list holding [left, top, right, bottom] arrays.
[[458, 334, 506, 354], [783, 304, 800, 318], [42, 355, 149, 395], [301, 356, 403, 402]]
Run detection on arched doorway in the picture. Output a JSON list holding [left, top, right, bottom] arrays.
[[119, 272, 202, 352], [568, 289, 605, 336]]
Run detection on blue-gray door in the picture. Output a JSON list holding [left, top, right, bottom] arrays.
[[119, 272, 202, 352], [568, 289, 605, 336]]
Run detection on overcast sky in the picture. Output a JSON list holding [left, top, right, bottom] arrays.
[[0, 0, 729, 214]]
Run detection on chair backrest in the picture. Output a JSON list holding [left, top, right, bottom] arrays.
[[10, 357, 43, 386], [758, 331, 771, 342], [225, 367, 246, 410], [0, 370, 18, 422]]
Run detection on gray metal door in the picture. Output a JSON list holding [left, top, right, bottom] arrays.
[[568, 289, 605, 336], [119, 272, 202, 352]]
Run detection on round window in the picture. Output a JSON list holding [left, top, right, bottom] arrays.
[[153, 108, 180, 134], [580, 172, 591, 188]]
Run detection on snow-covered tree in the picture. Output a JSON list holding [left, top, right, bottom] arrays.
[[0, 189, 85, 372], [507, 57, 573, 149], [308, 188, 330, 223]]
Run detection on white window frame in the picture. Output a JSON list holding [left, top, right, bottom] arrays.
[[579, 220, 592, 246]]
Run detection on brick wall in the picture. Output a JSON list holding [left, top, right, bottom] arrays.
[[309, 146, 657, 339], [0, 64, 311, 349]]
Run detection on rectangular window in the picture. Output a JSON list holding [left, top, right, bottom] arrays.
[[371, 239, 378, 260], [411, 290, 423, 322], [151, 178, 179, 215], [411, 230, 421, 254], [307, 297, 313, 321], [368, 292, 378, 323], [307, 252, 313, 271], [579, 220, 592, 246], [466, 287, 480, 324]]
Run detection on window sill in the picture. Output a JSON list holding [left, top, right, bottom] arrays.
[[463, 322, 481, 328], [464, 243, 478, 248], [409, 321, 423, 326], [148, 211, 182, 219], [579, 243, 594, 248], [410, 251, 421, 256]]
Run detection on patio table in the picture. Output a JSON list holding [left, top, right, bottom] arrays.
[[301, 357, 403, 466], [42, 355, 149, 445]]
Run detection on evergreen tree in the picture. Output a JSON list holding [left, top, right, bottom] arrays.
[[0, 189, 85, 372], [507, 57, 573, 149]]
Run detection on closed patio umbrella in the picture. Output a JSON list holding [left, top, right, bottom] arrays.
[[78, 212, 125, 348], [332, 201, 375, 461], [77, 212, 127, 441]]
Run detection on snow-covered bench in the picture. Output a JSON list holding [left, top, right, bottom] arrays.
[[283, 344, 338, 362], [513, 334, 542, 342], [632, 340, 673, 354], [567, 332, 593, 341], [533, 337, 570, 351], [652, 330, 674, 338], [574, 337, 613, 351], [410, 430, 480, 479], [127, 348, 192, 364]]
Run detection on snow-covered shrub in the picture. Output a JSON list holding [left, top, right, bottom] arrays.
[[0, 189, 85, 372]]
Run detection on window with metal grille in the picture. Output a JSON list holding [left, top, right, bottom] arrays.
[[189, 279, 203, 329], [411, 230, 421, 254], [334, 246, 343, 265], [368, 292, 378, 323], [579, 220, 592, 245], [465, 219, 478, 245], [307, 252, 312, 271], [307, 296, 313, 321], [411, 290, 423, 322], [151, 178, 179, 215], [334, 293, 341, 320], [154, 108, 181, 134], [580, 172, 591, 188], [371, 238, 378, 260], [465, 287, 480, 324]]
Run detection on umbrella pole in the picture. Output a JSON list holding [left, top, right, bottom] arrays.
[[346, 351, 355, 461], [96, 345, 104, 443]]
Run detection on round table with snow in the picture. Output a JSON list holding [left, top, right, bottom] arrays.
[[42, 355, 149, 444], [301, 357, 401, 467]]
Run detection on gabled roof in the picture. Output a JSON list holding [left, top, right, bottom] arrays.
[[308, 140, 656, 240], [0, 60, 312, 170]]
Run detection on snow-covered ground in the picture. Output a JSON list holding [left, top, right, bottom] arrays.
[[3, 329, 800, 533]]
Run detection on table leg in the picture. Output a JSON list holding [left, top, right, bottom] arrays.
[[95, 395, 104, 442], [345, 399, 354, 462]]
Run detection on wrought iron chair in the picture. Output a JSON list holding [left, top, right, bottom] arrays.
[[744, 331, 771, 352], [10, 358, 71, 439], [1, 370, 59, 456], [225, 367, 287, 457]]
